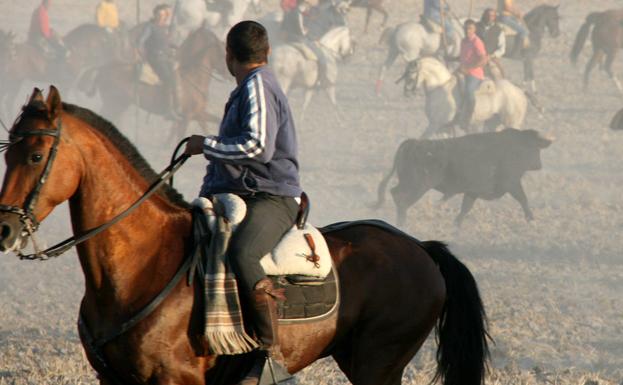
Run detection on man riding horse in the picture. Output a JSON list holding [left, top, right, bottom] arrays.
[[184, 21, 301, 385], [498, 0, 529, 56], [477, 8, 506, 79], [455, 19, 488, 131], [139, 4, 181, 119], [28, 0, 66, 59], [281, 0, 329, 85]]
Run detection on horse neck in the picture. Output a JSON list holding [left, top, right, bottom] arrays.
[[524, 8, 545, 39], [320, 28, 344, 48], [63, 113, 191, 315]]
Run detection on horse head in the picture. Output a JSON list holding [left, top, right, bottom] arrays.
[[544, 5, 561, 38], [0, 87, 81, 256], [398, 60, 422, 97], [320, 27, 354, 59], [526, 5, 561, 39]]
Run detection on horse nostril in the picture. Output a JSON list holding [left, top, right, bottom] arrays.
[[0, 223, 12, 241]]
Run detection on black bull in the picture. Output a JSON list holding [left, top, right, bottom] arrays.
[[373, 128, 552, 226]]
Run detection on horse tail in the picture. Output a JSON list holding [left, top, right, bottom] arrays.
[[378, 25, 395, 46], [370, 139, 403, 209], [570, 12, 600, 64], [422, 241, 490, 385]]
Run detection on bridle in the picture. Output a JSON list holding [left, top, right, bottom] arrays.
[[0, 115, 190, 261], [0, 119, 62, 258]]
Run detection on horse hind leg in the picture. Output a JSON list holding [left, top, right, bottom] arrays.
[[583, 50, 604, 91], [604, 51, 623, 94], [333, 334, 427, 385]]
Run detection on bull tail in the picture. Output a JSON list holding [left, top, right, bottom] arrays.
[[370, 141, 404, 209], [570, 12, 600, 65], [422, 241, 491, 385]]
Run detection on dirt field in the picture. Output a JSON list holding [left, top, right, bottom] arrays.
[[1, 0, 623, 384]]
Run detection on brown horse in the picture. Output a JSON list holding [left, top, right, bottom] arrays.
[[83, 26, 227, 139], [570, 9, 623, 92], [0, 86, 489, 385]]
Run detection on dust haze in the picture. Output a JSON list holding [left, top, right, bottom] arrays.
[[0, 0, 622, 384]]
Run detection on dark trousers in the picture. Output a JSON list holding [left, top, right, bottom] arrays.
[[228, 194, 299, 293]]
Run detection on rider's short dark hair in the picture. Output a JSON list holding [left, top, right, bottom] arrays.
[[226, 21, 270, 64], [464, 19, 477, 29]]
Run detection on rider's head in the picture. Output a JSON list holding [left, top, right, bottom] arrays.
[[226, 21, 270, 78], [42, 0, 50, 8], [153, 4, 171, 25], [464, 19, 477, 38], [481, 8, 497, 24]]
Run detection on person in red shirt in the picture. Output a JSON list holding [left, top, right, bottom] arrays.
[[27, 0, 65, 57], [281, 0, 298, 13], [456, 19, 488, 130]]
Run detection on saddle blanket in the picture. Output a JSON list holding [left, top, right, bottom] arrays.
[[192, 194, 332, 279]]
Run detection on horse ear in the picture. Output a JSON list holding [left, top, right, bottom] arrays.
[[28, 88, 44, 105], [46, 85, 62, 120]]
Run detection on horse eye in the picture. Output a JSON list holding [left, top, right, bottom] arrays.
[[30, 153, 43, 164]]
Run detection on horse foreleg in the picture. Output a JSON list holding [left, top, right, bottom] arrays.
[[324, 85, 343, 125], [301, 88, 314, 121]]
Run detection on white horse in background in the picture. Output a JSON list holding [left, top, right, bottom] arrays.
[[376, 18, 463, 94], [173, 0, 263, 41], [271, 26, 354, 119], [399, 57, 527, 138]]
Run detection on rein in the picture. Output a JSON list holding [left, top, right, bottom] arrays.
[[0, 121, 190, 260]]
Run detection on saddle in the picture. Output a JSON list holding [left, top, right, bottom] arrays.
[[290, 42, 320, 62], [420, 15, 443, 34], [192, 194, 337, 322]]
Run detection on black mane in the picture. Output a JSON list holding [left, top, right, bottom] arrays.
[[61, 103, 190, 208]]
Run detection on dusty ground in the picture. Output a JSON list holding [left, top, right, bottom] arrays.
[[1, 0, 623, 384]]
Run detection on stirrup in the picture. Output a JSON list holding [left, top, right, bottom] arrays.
[[258, 356, 292, 385]]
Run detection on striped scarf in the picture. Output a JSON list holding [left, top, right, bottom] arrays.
[[203, 214, 259, 355]]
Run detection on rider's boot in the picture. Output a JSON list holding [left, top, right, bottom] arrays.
[[237, 278, 291, 385]]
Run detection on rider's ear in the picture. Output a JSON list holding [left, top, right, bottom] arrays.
[[28, 88, 44, 105], [45, 85, 62, 121]]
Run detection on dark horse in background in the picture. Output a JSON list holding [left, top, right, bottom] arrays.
[[503, 5, 560, 93], [81, 26, 227, 140], [0, 23, 132, 118], [0, 86, 489, 385], [570, 9, 623, 93]]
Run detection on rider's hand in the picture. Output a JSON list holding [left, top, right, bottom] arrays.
[[184, 135, 206, 156]]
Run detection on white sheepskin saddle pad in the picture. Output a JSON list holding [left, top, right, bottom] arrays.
[[192, 194, 332, 279]]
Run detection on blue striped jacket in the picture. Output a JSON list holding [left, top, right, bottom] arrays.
[[199, 66, 302, 197]]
